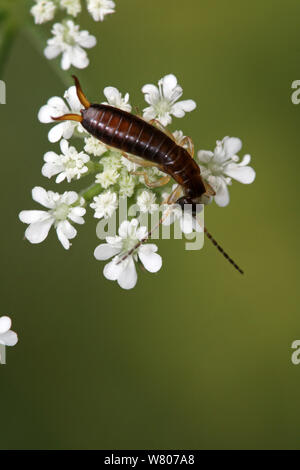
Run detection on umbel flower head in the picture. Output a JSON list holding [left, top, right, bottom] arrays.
[[20, 74, 256, 289], [0, 316, 18, 347], [94, 219, 162, 289]]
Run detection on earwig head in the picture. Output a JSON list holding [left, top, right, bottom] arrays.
[[176, 196, 203, 216], [51, 76, 90, 123]]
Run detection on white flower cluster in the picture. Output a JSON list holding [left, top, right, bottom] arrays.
[[30, 0, 116, 69], [19, 74, 255, 289]]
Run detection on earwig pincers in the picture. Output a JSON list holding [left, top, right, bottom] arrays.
[[52, 76, 244, 274]]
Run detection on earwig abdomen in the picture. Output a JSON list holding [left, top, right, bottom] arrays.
[[81, 104, 206, 199]]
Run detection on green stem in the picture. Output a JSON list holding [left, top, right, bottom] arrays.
[[79, 183, 103, 202], [0, 19, 18, 77], [25, 23, 71, 87]]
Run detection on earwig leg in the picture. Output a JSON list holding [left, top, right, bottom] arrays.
[[149, 119, 176, 141], [51, 113, 82, 122], [180, 136, 194, 158], [134, 105, 141, 116], [163, 184, 182, 204], [72, 75, 90, 109], [121, 152, 160, 168], [131, 171, 171, 188]]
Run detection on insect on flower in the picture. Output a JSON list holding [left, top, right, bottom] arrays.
[[52, 76, 245, 274]]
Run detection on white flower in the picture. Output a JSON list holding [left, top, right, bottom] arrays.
[[95, 168, 119, 188], [90, 191, 118, 219], [0, 316, 18, 347], [197, 136, 256, 207], [94, 219, 162, 289], [38, 85, 84, 143], [31, 0, 56, 24], [44, 20, 96, 70], [142, 74, 196, 126], [42, 139, 90, 183], [60, 0, 81, 16], [102, 87, 132, 112], [119, 173, 136, 197], [137, 190, 159, 214], [19, 187, 86, 249], [84, 136, 107, 157], [87, 0, 116, 22], [120, 156, 140, 173], [101, 153, 122, 170]]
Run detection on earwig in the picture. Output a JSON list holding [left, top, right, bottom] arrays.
[[53, 76, 244, 274]]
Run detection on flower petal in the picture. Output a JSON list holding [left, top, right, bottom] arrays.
[[103, 258, 124, 281], [160, 74, 179, 99], [180, 212, 194, 234], [197, 150, 213, 164], [68, 206, 86, 224], [60, 138, 69, 154], [138, 244, 162, 273], [19, 210, 49, 224], [0, 316, 11, 334], [0, 330, 18, 346], [141, 84, 160, 105], [171, 100, 196, 118], [224, 163, 256, 184], [64, 86, 81, 111], [56, 220, 77, 249], [48, 122, 67, 143], [44, 45, 61, 60], [77, 32, 96, 48], [214, 178, 230, 207], [24, 218, 54, 244], [94, 243, 121, 260], [61, 50, 72, 71], [117, 257, 137, 289], [223, 137, 242, 157], [38, 98, 67, 123], [32, 186, 55, 208]]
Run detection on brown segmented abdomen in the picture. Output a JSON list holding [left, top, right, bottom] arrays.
[[81, 104, 206, 198]]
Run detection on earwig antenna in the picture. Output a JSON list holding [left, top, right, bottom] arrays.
[[72, 75, 91, 109], [117, 215, 164, 265], [204, 227, 244, 275]]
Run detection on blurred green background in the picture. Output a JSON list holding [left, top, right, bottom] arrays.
[[0, 0, 300, 450]]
